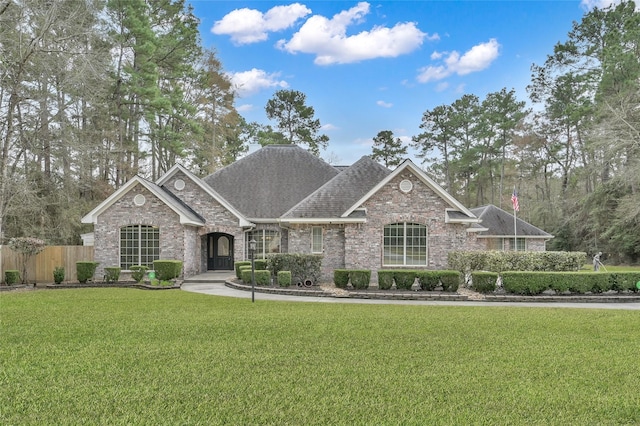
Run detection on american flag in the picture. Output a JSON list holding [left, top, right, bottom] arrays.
[[511, 188, 520, 212]]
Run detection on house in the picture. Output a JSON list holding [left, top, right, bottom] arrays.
[[81, 145, 550, 282], [469, 205, 553, 251]]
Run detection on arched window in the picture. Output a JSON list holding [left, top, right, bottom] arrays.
[[383, 223, 427, 266], [120, 225, 159, 269]]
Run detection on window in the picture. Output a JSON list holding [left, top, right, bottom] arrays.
[[246, 230, 280, 259], [120, 225, 159, 269], [311, 227, 323, 253], [507, 238, 526, 251], [383, 223, 427, 266]]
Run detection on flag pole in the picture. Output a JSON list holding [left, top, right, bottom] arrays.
[[511, 186, 519, 251]]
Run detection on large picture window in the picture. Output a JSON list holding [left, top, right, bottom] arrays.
[[120, 225, 160, 270], [383, 223, 427, 266], [246, 229, 280, 259]]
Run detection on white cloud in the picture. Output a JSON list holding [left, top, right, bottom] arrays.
[[236, 104, 254, 113], [321, 123, 339, 131], [430, 51, 444, 60], [376, 100, 393, 108], [212, 3, 311, 45], [277, 2, 433, 65], [435, 82, 449, 92], [417, 38, 500, 83], [580, 0, 619, 10], [227, 68, 289, 97]]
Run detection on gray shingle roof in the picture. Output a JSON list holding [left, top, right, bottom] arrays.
[[202, 145, 340, 218], [283, 156, 391, 218], [470, 204, 552, 238]]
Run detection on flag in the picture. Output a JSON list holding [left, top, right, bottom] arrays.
[[511, 188, 520, 212]]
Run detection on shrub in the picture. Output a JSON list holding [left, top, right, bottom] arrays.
[[448, 250, 586, 273], [377, 270, 394, 290], [268, 254, 322, 286], [234, 261, 251, 279], [130, 265, 148, 283], [241, 269, 252, 284], [439, 270, 461, 292], [609, 272, 640, 292], [254, 259, 268, 270], [53, 266, 65, 284], [104, 267, 121, 283], [393, 271, 416, 290], [503, 272, 549, 295], [350, 270, 371, 290], [153, 260, 182, 280], [417, 271, 440, 291], [255, 270, 271, 286], [334, 269, 350, 289], [5, 270, 20, 285], [8, 237, 46, 284], [76, 261, 99, 284], [277, 271, 292, 287], [471, 272, 498, 293]]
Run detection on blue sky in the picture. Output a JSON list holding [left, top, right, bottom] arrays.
[[189, 0, 611, 165]]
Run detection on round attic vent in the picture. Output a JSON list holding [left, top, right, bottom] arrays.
[[399, 179, 413, 193], [133, 194, 146, 206], [174, 179, 185, 190]]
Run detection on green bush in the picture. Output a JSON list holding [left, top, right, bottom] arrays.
[[268, 254, 322, 286], [130, 265, 148, 283], [153, 260, 182, 280], [5, 270, 20, 285], [76, 262, 99, 284], [377, 270, 395, 290], [241, 269, 251, 284], [471, 272, 498, 293], [350, 270, 371, 290], [439, 271, 461, 292], [234, 261, 251, 279], [417, 271, 440, 291], [104, 267, 121, 283], [333, 269, 349, 289], [53, 266, 65, 284], [254, 259, 268, 270], [448, 251, 587, 273], [503, 272, 549, 295], [393, 271, 416, 290], [277, 271, 291, 287], [609, 272, 640, 292], [255, 270, 271, 286]]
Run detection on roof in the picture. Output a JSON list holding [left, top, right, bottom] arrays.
[[81, 176, 205, 226], [203, 145, 340, 219], [282, 156, 391, 220], [470, 205, 553, 238]]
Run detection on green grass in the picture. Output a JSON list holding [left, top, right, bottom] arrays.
[[1, 289, 639, 425], [581, 264, 640, 272]]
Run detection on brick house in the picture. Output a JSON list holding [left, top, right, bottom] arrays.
[[81, 145, 550, 282]]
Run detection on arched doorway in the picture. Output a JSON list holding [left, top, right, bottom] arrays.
[[207, 233, 234, 270]]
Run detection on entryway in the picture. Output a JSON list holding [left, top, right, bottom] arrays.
[[207, 233, 234, 270]]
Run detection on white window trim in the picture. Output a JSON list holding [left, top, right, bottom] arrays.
[[311, 226, 323, 253], [382, 222, 428, 267]]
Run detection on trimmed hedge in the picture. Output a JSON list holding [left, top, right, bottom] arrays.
[[104, 267, 121, 283], [254, 259, 268, 270], [439, 271, 461, 292], [234, 261, 251, 279], [76, 261, 99, 284], [501, 271, 640, 295], [350, 270, 371, 290], [448, 251, 587, 273], [5, 270, 20, 285], [333, 269, 350, 289], [417, 271, 440, 291], [377, 270, 395, 290], [268, 254, 322, 286], [153, 260, 183, 280], [277, 271, 292, 287], [130, 265, 148, 283], [471, 272, 498, 293], [241, 269, 270, 286], [53, 266, 65, 284], [393, 271, 416, 290]]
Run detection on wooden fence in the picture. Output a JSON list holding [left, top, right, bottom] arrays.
[[1, 246, 94, 283]]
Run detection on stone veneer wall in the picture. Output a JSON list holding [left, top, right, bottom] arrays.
[[344, 171, 483, 282], [94, 184, 189, 278], [525, 239, 547, 251], [287, 224, 345, 282], [162, 171, 247, 273]]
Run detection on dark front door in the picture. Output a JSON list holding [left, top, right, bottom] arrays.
[[207, 233, 234, 270]]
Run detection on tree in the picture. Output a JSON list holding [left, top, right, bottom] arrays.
[[8, 237, 45, 284], [371, 130, 407, 167], [265, 89, 329, 155]]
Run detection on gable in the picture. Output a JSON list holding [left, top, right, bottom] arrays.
[[81, 176, 204, 226], [470, 205, 553, 238]]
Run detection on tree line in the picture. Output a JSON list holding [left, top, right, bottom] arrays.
[[1, 1, 638, 262]]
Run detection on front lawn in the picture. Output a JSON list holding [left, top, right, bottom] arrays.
[[1, 289, 639, 424]]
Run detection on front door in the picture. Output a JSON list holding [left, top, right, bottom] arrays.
[[207, 233, 234, 270]]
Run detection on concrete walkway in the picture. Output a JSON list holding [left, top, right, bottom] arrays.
[[181, 272, 640, 310]]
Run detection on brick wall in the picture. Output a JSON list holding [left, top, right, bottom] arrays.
[[287, 224, 345, 281]]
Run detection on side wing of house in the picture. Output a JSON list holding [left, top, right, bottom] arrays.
[[81, 176, 205, 278]]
